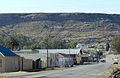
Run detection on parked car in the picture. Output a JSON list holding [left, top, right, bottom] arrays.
[[113, 59, 118, 64], [93, 59, 97, 62], [100, 59, 106, 63], [114, 61, 118, 64]]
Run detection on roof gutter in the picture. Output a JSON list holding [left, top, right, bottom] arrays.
[[0, 52, 5, 57]]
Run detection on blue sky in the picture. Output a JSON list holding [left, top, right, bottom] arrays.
[[0, 0, 120, 14]]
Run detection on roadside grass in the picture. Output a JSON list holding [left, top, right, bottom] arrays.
[[96, 65, 120, 78], [0, 76, 5, 78], [0, 76, 9, 78], [0, 65, 73, 74], [0, 71, 24, 74], [0, 66, 74, 77], [23, 66, 71, 72]]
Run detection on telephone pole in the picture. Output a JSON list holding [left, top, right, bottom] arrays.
[[45, 25, 49, 68], [47, 37, 49, 67], [67, 40, 71, 65]]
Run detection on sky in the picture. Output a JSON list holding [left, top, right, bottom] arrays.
[[0, 0, 120, 14]]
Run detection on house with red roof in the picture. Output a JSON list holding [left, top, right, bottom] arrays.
[[56, 53, 74, 66]]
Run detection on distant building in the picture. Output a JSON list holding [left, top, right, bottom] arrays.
[[76, 44, 84, 49], [108, 48, 112, 52], [87, 44, 95, 48], [81, 54, 93, 62]]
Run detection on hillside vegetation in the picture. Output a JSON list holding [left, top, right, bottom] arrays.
[[0, 13, 120, 43]]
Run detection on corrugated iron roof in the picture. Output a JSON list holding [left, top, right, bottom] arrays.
[[0, 46, 19, 57], [38, 49, 81, 54], [14, 49, 81, 54], [57, 53, 71, 58]]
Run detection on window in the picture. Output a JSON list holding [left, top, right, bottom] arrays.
[[0, 59, 2, 67]]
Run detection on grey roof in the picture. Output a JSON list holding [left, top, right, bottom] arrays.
[[16, 53, 47, 60], [14, 49, 81, 54], [38, 49, 81, 54], [0, 46, 19, 57]]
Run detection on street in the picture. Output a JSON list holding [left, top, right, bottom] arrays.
[[8, 54, 114, 78]]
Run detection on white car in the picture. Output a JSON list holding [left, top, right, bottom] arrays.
[[113, 59, 118, 64], [100, 58, 106, 62]]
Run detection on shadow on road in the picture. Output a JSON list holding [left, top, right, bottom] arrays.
[[35, 76, 60, 78]]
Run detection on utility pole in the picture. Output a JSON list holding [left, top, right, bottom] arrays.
[[68, 40, 71, 66], [47, 37, 49, 67], [46, 25, 49, 68]]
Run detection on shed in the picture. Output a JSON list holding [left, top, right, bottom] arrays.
[[19, 57, 33, 71], [16, 53, 46, 69]]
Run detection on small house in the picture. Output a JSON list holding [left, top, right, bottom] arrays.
[[0, 46, 20, 72], [56, 53, 74, 66]]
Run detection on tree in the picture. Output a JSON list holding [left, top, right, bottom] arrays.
[[0, 36, 4, 46], [0, 33, 71, 50], [111, 35, 120, 53], [97, 51, 103, 56], [106, 42, 110, 51], [5, 35, 19, 51], [70, 40, 78, 48], [23, 46, 29, 49]]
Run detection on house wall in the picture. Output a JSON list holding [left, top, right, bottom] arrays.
[[82, 57, 88, 62], [58, 57, 74, 66], [23, 58, 33, 70], [88, 56, 93, 61], [0, 54, 5, 72], [4, 56, 20, 72], [41, 59, 47, 68], [0, 55, 33, 72], [48, 53, 58, 67], [76, 54, 82, 64], [19, 57, 33, 70]]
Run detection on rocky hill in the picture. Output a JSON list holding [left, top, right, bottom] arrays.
[[0, 13, 120, 43]]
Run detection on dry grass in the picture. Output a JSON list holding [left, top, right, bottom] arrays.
[[97, 65, 120, 78], [97, 55, 120, 78]]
